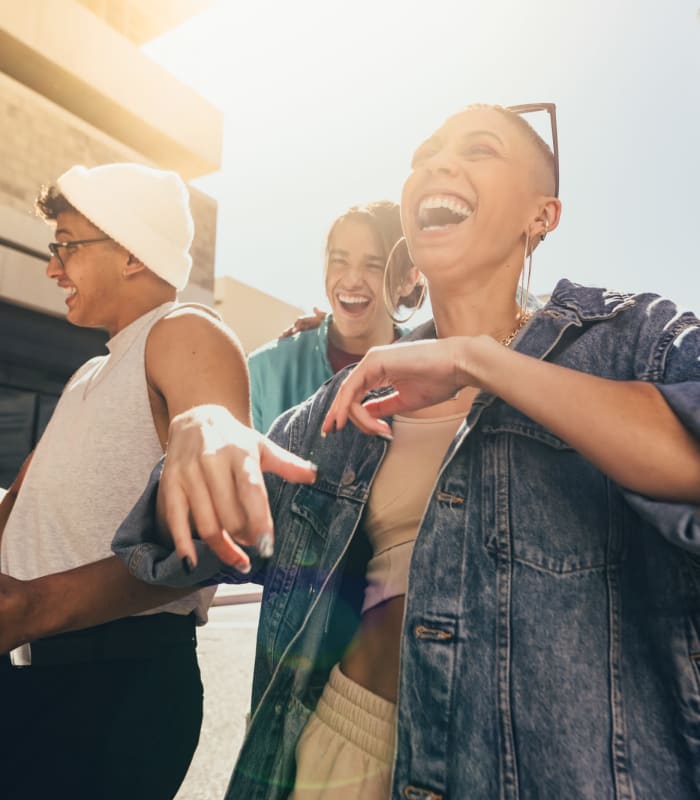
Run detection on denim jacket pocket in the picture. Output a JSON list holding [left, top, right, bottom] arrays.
[[481, 415, 625, 575]]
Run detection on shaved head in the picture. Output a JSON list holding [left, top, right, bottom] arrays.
[[457, 104, 557, 197]]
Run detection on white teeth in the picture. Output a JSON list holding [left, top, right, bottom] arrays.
[[62, 286, 77, 297], [338, 294, 369, 305], [418, 194, 473, 219]]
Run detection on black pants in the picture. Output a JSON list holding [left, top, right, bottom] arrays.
[[0, 614, 203, 800]]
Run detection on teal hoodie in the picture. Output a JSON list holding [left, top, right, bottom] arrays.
[[248, 315, 335, 433], [248, 315, 412, 433]]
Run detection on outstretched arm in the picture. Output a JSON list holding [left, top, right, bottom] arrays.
[[0, 557, 192, 654], [146, 308, 317, 571], [2, 308, 269, 650], [323, 335, 700, 504]]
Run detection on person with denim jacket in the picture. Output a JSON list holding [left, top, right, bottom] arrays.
[[111, 105, 700, 797], [112, 103, 700, 797]]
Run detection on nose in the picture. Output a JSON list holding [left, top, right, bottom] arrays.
[[424, 148, 460, 178], [342, 262, 366, 287], [46, 253, 64, 278]]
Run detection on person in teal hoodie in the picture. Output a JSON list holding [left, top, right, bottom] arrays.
[[248, 201, 424, 433]]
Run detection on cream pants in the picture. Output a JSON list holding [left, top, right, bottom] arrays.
[[291, 664, 397, 800]]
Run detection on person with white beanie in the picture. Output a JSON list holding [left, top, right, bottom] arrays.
[[0, 162, 270, 799]]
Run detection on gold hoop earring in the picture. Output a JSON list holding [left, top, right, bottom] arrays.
[[519, 229, 534, 319], [382, 236, 426, 325]]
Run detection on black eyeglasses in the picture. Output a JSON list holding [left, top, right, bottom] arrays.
[[48, 237, 111, 268], [506, 103, 559, 197]]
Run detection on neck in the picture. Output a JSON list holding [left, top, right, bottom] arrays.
[[327, 317, 397, 355], [108, 290, 175, 337], [429, 269, 523, 341]]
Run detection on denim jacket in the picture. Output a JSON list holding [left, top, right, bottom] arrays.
[[114, 279, 700, 799]]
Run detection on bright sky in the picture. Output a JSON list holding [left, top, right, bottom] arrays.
[[145, 0, 700, 314]]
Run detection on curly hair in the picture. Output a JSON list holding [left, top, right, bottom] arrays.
[[34, 185, 76, 222]]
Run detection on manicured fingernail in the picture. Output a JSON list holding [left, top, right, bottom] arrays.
[[256, 532, 274, 558], [237, 560, 252, 575], [378, 432, 393, 442], [182, 556, 194, 575], [320, 430, 327, 439], [309, 462, 318, 472]]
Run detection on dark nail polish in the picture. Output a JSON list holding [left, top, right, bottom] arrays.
[[256, 532, 274, 559], [182, 556, 194, 575]]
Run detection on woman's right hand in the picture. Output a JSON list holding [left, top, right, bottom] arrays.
[[322, 336, 497, 437], [159, 405, 318, 570]]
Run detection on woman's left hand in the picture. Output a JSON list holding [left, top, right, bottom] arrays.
[[322, 337, 488, 437]]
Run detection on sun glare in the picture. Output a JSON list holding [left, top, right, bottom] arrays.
[[144, 0, 700, 311]]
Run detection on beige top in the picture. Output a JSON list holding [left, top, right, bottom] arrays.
[[361, 411, 465, 614]]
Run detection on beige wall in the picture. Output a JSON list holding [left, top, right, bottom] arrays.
[[0, 0, 222, 179], [0, 72, 216, 295], [215, 276, 305, 354], [75, 0, 215, 45]]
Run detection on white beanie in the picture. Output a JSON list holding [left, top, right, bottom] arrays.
[[56, 163, 195, 291]]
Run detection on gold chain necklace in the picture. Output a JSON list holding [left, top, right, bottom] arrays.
[[499, 311, 532, 347]]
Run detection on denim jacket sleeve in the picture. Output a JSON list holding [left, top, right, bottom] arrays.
[[111, 410, 297, 587], [622, 306, 700, 554]]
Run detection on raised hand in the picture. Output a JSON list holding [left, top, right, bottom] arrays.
[[322, 337, 489, 437]]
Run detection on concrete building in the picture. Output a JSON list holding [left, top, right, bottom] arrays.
[[0, 0, 221, 486], [215, 276, 304, 354]]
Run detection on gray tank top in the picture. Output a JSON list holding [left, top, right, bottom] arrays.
[[1, 301, 215, 621]]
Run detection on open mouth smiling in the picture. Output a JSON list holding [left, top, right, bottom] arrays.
[[337, 292, 371, 313], [417, 194, 473, 231]]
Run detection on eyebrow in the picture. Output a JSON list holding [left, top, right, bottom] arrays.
[[458, 129, 505, 146], [414, 128, 505, 155], [54, 227, 73, 237], [328, 248, 384, 263]]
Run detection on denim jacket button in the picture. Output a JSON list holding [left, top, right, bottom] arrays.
[[414, 625, 453, 642], [403, 786, 443, 800], [340, 468, 356, 486]]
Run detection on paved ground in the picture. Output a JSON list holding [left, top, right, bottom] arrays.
[[175, 598, 261, 800]]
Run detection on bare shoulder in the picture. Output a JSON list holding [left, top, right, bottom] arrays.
[[160, 303, 222, 324], [145, 304, 250, 421], [148, 304, 244, 357]]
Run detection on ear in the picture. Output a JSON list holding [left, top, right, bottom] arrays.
[[122, 253, 147, 278], [396, 265, 421, 299], [531, 198, 562, 241]]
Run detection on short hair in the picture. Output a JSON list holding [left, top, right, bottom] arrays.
[[461, 103, 556, 196], [35, 185, 76, 222], [326, 201, 425, 311]]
